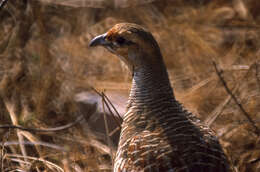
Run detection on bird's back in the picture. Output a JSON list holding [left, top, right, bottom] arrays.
[[114, 100, 230, 172]]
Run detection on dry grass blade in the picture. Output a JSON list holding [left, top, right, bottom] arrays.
[[2, 141, 66, 152], [102, 92, 123, 122], [6, 153, 64, 172], [88, 137, 115, 155], [182, 75, 215, 99], [101, 91, 114, 166], [8, 168, 27, 172], [109, 126, 121, 137], [56, 134, 115, 155], [18, 131, 41, 156], [4, 101, 28, 166], [0, 115, 84, 133], [37, 0, 108, 8], [213, 61, 260, 136], [205, 93, 233, 127], [37, 0, 156, 8], [1, 131, 10, 172], [9, 158, 31, 166]]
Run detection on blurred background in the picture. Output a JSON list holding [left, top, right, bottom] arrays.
[[0, 0, 259, 171]]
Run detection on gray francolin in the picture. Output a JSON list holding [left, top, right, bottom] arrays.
[[90, 23, 230, 172]]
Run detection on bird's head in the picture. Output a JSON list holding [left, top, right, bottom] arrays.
[[89, 23, 163, 71]]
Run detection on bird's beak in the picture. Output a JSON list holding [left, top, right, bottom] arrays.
[[89, 33, 110, 47]]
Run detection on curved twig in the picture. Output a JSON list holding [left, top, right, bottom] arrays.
[[0, 115, 84, 133]]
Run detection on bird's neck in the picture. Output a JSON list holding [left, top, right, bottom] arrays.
[[127, 61, 175, 111]]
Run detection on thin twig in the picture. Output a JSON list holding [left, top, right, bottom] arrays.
[[213, 61, 260, 136], [206, 61, 257, 126], [91, 87, 122, 128], [102, 93, 123, 122], [1, 141, 66, 152], [101, 91, 114, 166], [0, 0, 8, 10], [91, 87, 122, 122], [0, 115, 84, 133], [103, 96, 122, 128]]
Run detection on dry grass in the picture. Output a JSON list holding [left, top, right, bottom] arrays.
[[0, 0, 260, 171]]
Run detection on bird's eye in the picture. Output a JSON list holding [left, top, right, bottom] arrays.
[[116, 37, 126, 45]]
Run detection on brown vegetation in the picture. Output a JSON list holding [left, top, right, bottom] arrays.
[[0, 0, 259, 171]]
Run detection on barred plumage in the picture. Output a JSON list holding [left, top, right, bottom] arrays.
[[90, 23, 230, 172]]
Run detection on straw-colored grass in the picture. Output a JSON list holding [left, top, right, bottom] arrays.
[[0, 0, 259, 171]]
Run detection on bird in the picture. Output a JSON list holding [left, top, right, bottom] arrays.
[[89, 23, 230, 172]]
